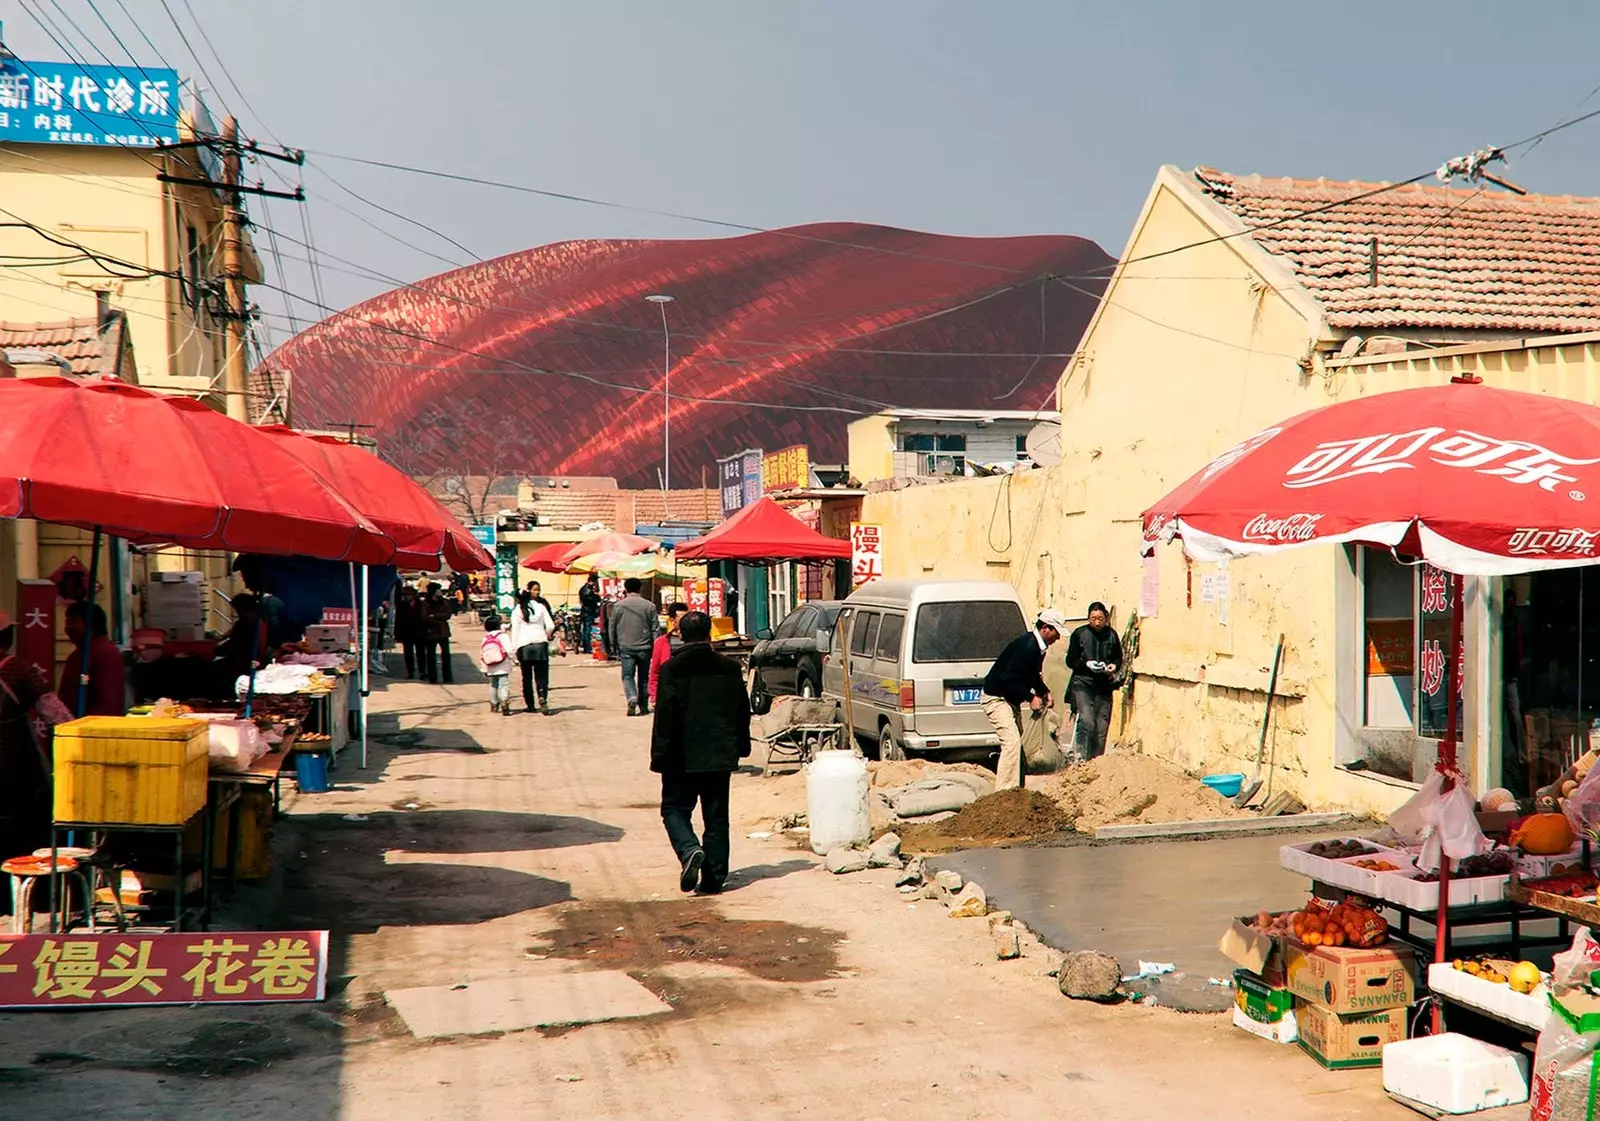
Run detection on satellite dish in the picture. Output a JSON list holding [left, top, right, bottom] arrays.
[[1024, 420, 1062, 467]]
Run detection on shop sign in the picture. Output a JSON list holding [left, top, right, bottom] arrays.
[[494, 543, 518, 615], [0, 61, 181, 148], [469, 524, 497, 548], [15, 580, 54, 674], [741, 449, 764, 508], [686, 578, 727, 618], [0, 931, 329, 1008], [717, 454, 745, 518], [320, 608, 355, 626], [763, 446, 810, 493], [1365, 619, 1413, 676], [599, 577, 625, 600], [850, 523, 883, 586]]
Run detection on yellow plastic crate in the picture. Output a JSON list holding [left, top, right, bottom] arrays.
[[53, 716, 209, 826]]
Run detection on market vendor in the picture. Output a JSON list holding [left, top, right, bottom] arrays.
[[214, 593, 271, 686], [0, 610, 55, 857], [59, 602, 127, 717]]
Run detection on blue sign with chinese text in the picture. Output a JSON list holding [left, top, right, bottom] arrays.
[[741, 449, 764, 508], [469, 524, 497, 548], [0, 59, 180, 148]]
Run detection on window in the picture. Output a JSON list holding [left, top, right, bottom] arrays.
[[773, 607, 809, 640], [912, 600, 1026, 663], [850, 611, 880, 658], [1359, 546, 1455, 738], [1015, 434, 1030, 462], [875, 614, 905, 661], [899, 432, 966, 476]]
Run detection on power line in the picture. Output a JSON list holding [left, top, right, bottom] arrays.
[[306, 160, 481, 263], [154, 0, 230, 118]]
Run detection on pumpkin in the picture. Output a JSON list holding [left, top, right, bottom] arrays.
[[1509, 812, 1574, 855], [1480, 788, 1517, 812]]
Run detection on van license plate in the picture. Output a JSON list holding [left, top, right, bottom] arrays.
[[948, 687, 982, 706]]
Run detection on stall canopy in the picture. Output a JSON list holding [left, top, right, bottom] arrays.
[[521, 541, 576, 573], [555, 532, 659, 568], [257, 426, 491, 571], [0, 377, 392, 564], [675, 496, 851, 562]]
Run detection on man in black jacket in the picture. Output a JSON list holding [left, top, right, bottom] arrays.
[[650, 611, 751, 895], [981, 608, 1067, 791], [1065, 601, 1123, 762]]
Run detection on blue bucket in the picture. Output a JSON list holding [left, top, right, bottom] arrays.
[[295, 751, 331, 794], [1201, 772, 1246, 798]]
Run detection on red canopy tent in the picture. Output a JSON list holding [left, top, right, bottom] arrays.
[[521, 541, 575, 573], [675, 497, 851, 562]]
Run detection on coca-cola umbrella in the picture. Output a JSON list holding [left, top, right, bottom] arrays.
[[1141, 377, 1600, 1016]]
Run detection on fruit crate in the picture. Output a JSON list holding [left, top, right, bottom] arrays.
[[1280, 839, 1411, 892], [1381, 870, 1508, 910], [1506, 876, 1600, 924], [1425, 961, 1550, 1032]]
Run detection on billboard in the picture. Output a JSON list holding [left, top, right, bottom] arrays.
[[762, 445, 810, 493], [719, 449, 764, 517], [0, 60, 181, 147]]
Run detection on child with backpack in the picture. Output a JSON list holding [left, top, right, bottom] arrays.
[[479, 615, 513, 715]]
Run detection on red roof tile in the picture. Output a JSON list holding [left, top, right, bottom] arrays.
[[1193, 167, 1600, 333], [0, 315, 132, 376]]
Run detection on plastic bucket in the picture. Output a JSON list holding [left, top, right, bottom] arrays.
[[295, 751, 331, 794], [1201, 772, 1245, 798]]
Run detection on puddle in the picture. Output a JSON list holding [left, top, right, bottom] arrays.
[[530, 899, 844, 985], [40, 1019, 302, 1078]]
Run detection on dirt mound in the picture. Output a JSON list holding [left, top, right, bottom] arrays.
[[1033, 751, 1247, 833], [898, 789, 1072, 854]]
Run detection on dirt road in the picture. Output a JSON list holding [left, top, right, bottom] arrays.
[[0, 644, 1407, 1120]]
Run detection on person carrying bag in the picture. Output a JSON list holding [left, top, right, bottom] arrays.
[[510, 589, 557, 715]]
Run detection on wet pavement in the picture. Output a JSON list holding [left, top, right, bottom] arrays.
[[930, 832, 1326, 1011]]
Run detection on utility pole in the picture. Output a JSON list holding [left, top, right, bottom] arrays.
[[220, 115, 248, 422]]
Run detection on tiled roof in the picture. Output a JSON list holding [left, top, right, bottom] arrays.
[[628, 488, 719, 525], [0, 315, 133, 376], [1192, 167, 1600, 333], [525, 489, 619, 530]]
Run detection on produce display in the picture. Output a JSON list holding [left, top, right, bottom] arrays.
[[1304, 839, 1377, 859], [1479, 787, 1517, 812], [1508, 812, 1575, 855], [1451, 957, 1544, 994], [1248, 910, 1296, 937], [1351, 858, 1403, 871], [1523, 870, 1599, 898], [1289, 897, 1388, 948], [1415, 851, 1515, 882]]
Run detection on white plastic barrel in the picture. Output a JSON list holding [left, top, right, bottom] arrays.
[[806, 749, 870, 855]]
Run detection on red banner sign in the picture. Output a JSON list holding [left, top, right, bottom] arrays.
[[320, 608, 355, 626], [0, 931, 329, 1008]]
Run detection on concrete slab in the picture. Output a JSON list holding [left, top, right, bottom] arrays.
[[930, 831, 1324, 1013], [385, 971, 671, 1039]]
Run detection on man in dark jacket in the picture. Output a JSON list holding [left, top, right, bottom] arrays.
[[1065, 601, 1123, 762], [423, 583, 455, 684], [578, 574, 601, 658], [650, 611, 750, 895], [610, 577, 661, 716], [981, 607, 1066, 791]]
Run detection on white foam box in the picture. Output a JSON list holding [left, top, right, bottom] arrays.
[[1382, 1033, 1529, 1114], [1515, 845, 1587, 878], [1425, 963, 1550, 1033], [1231, 1003, 1297, 1044], [1381, 871, 1508, 910], [1280, 840, 1410, 891]]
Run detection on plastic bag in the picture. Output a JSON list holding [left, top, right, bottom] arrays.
[[1022, 708, 1064, 774], [1552, 928, 1600, 991], [1566, 763, 1600, 841], [1394, 770, 1490, 872], [1531, 1013, 1600, 1121]]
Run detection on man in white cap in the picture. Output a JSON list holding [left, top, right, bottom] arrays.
[[980, 608, 1066, 790]]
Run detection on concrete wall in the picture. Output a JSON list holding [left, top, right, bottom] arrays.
[[846, 415, 895, 484]]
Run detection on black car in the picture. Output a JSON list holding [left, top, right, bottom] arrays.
[[750, 601, 844, 699]]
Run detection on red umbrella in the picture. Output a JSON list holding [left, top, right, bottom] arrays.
[[256, 426, 491, 571], [0, 377, 392, 563], [1143, 381, 1600, 575], [676, 497, 851, 562], [556, 532, 659, 568], [522, 541, 576, 572], [1141, 378, 1594, 1021]]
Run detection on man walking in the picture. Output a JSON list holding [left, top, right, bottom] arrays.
[[1065, 601, 1123, 762], [980, 608, 1065, 791], [578, 574, 601, 658], [651, 611, 750, 895], [609, 577, 660, 715]]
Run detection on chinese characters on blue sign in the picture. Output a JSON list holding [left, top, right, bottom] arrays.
[[741, 450, 763, 508], [469, 524, 497, 549], [0, 60, 181, 148], [718, 450, 765, 518]]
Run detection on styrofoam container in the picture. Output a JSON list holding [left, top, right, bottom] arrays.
[[1426, 963, 1550, 1033], [1515, 845, 1587, 878], [1381, 870, 1507, 910], [1280, 840, 1408, 891], [1382, 1033, 1529, 1114]]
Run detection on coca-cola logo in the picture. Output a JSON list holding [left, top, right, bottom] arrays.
[[1242, 513, 1323, 543]]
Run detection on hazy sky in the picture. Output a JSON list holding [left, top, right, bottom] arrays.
[[8, 2, 1600, 347]]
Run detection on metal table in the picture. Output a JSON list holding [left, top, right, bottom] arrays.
[[50, 803, 214, 934]]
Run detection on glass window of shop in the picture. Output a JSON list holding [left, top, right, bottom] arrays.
[[1500, 571, 1598, 797]]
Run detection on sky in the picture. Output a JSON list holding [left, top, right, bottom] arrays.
[[7, 1, 1600, 350]]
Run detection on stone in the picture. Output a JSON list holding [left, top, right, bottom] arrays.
[[824, 846, 869, 875], [933, 869, 964, 892], [919, 882, 946, 901], [894, 858, 924, 888], [1057, 951, 1122, 1002], [986, 910, 1013, 929], [992, 924, 1021, 960], [947, 882, 987, 919], [867, 832, 902, 868]]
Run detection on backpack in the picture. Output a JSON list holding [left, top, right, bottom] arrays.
[[480, 632, 509, 667]]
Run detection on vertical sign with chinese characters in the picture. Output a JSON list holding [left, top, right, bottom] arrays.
[[762, 446, 811, 494], [16, 579, 55, 675], [0, 61, 181, 147], [741, 450, 764, 508], [0, 931, 330, 1007], [850, 523, 883, 586], [717, 454, 744, 519]]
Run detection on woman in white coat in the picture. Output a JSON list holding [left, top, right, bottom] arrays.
[[509, 588, 557, 714]]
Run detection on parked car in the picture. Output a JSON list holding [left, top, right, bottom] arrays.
[[820, 579, 1027, 761], [749, 601, 844, 699]]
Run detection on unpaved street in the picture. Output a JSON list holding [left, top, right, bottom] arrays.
[[1, 646, 1405, 1120]]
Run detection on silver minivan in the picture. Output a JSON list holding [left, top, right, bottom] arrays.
[[820, 579, 1028, 760]]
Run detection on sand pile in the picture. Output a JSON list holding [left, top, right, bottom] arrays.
[[898, 789, 1072, 854], [1034, 750, 1248, 833]]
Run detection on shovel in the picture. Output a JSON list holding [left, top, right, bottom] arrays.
[[1234, 633, 1284, 808]]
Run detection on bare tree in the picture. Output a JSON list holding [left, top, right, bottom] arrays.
[[401, 412, 525, 526]]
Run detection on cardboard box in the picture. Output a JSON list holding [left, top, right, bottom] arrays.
[[1296, 1001, 1409, 1069], [1219, 917, 1288, 984], [1235, 969, 1294, 1023], [1233, 1003, 1298, 1044], [1285, 942, 1416, 1013]]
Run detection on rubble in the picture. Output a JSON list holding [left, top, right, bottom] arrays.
[[894, 858, 924, 887], [933, 869, 964, 892], [991, 924, 1021, 960], [824, 846, 869, 875], [947, 882, 987, 919], [1058, 951, 1122, 1002], [866, 832, 903, 868]]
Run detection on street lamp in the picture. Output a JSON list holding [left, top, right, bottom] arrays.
[[645, 294, 675, 493]]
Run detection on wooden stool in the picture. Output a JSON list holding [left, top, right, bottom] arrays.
[[4, 854, 90, 934]]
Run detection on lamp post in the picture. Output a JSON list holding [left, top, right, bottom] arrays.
[[645, 294, 675, 493]]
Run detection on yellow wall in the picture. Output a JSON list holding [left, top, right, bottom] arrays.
[[846, 415, 896, 484]]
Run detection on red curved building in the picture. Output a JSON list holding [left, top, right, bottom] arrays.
[[263, 222, 1112, 486]]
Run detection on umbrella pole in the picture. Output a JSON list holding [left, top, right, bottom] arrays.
[[75, 527, 103, 718], [359, 565, 370, 770], [243, 611, 262, 719], [1431, 572, 1466, 1035]]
